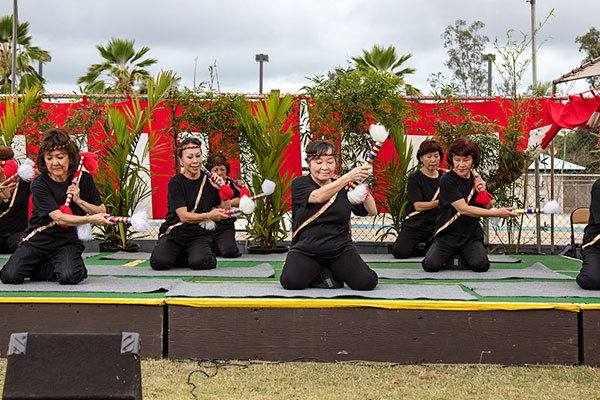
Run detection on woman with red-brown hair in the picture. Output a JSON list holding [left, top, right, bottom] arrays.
[[421, 138, 516, 272]]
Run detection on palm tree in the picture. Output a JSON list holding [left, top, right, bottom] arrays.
[[0, 15, 50, 93], [77, 38, 158, 94], [352, 44, 420, 95]]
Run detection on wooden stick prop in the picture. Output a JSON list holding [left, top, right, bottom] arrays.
[[436, 167, 492, 206], [77, 210, 151, 242], [347, 124, 389, 205], [490, 200, 559, 228], [59, 152, 98, 216], [58, 152, 98, 234], [0, 159, 34, 186], [471, 169, 493, 206], [515, 200, 560, 215], [200, 166, 234, 201]]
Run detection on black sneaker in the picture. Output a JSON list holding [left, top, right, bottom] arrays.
[[309, 268, 344, 289]]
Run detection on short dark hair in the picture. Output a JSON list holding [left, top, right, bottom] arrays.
[[305, 140, 337, 164], [0, 146, 14, 161], [177, 137, 202, 159], [416, 139, 443, 163], [36, 128, 80, 175], [205, 152, 230, 175], [446, 137, 481, 168]]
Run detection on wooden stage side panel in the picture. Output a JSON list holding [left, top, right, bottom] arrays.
[[168, 306, 578, 365], [582, 309, 600, 366], [0, 303, 163, 358]]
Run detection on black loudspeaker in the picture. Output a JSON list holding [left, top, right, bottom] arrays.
[[2, 332, 142, 400]]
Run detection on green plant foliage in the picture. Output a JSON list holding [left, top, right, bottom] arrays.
[[234, 92, 296, 249], [0, 16, 50, 93], [303, 68, 412, 174], [303, 67, 414, 240], [76, 38, 158, 94], [0, 87, 41, 147], [94, 71, 179, 248], [373, 125, 417, 241], [163, 88, 245, 175]]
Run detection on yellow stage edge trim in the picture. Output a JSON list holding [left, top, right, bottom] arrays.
[[165, 298, 600, 312], [0, 297, 164, 306]]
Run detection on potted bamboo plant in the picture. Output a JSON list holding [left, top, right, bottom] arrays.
[[94, 71, 179, 251], [372, 125, 417, 244], [234, 91, 296, 252]]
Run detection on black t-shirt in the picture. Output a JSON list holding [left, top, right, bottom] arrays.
[[215, 181, 240, 232], [0, 178, 31, 235], [583, 178, 600, 249], [159, 172, 221, 237], [433, 170, 483, 247], [25, 172, 102, 249], [401, 170, 440, 232], [290, 175, 368, 258]]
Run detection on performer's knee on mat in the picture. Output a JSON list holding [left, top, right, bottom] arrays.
[[392, 246, 412, 259], [470, 262, 490, 272], [220, 248, 241, 258], [421, 258, 442, 272], [189, 255, 216, 270], [576, 275, 600, 290], [0, 268, 22, 284], [56, 269, 85, 285], [280, 276, 307, 290], [347, 275, 378, 291]]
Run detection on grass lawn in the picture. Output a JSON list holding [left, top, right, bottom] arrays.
[[2, 358, 598, 399]]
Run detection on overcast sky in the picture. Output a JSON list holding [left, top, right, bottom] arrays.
[[1, 0, 598, 96]]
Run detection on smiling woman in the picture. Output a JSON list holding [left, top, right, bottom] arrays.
[[0, 128, 111, 285], [280, 140, 378, 291]]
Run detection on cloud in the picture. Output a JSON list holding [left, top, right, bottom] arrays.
[[1, 0, 597, 95]]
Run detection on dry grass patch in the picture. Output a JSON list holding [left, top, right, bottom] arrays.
[[1, 358, 600, 399]]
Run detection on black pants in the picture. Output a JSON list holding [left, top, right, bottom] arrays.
[[392, 227, 432, 259], [0, 242, 87, 285], [280, 248, 378, 291], [576, 246, 600, 290], [213, 226, 241, 258], [421, 238, 490, 272], [0, 232, 23, 254], [150, 234, 216, 270]]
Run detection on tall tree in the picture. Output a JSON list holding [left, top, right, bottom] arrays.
[[575, 27, 600, 89], [0, 15, 50, 93], [352, 44, 420, 95], [439, 19, 489, 96], [77, 38, 158, 94]]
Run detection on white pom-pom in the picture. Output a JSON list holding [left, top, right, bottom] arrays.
[[17, 160, 35, 182], [76, 223, 93, 241], [239, 195, 256, 214], [369, 123, 389, 143], [347, 184, 368, 205], [130, 210, 150, 232], [199, 220, 216, 231], [542, 200, 560, 215], [261, 179, 276, 196]]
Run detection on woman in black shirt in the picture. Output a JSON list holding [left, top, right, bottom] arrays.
[[421, 138, 516, 272], [206, 152, 242, 258], [392, 139, 443, 258], [576, 178, 600, 289], [150, 138, 231, 270], [280, 140, 378, 290], [0, 128, 112, 284], [0, 146, 31, 253]]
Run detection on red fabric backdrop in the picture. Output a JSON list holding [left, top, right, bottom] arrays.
[[3, 96, 578, 218]]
